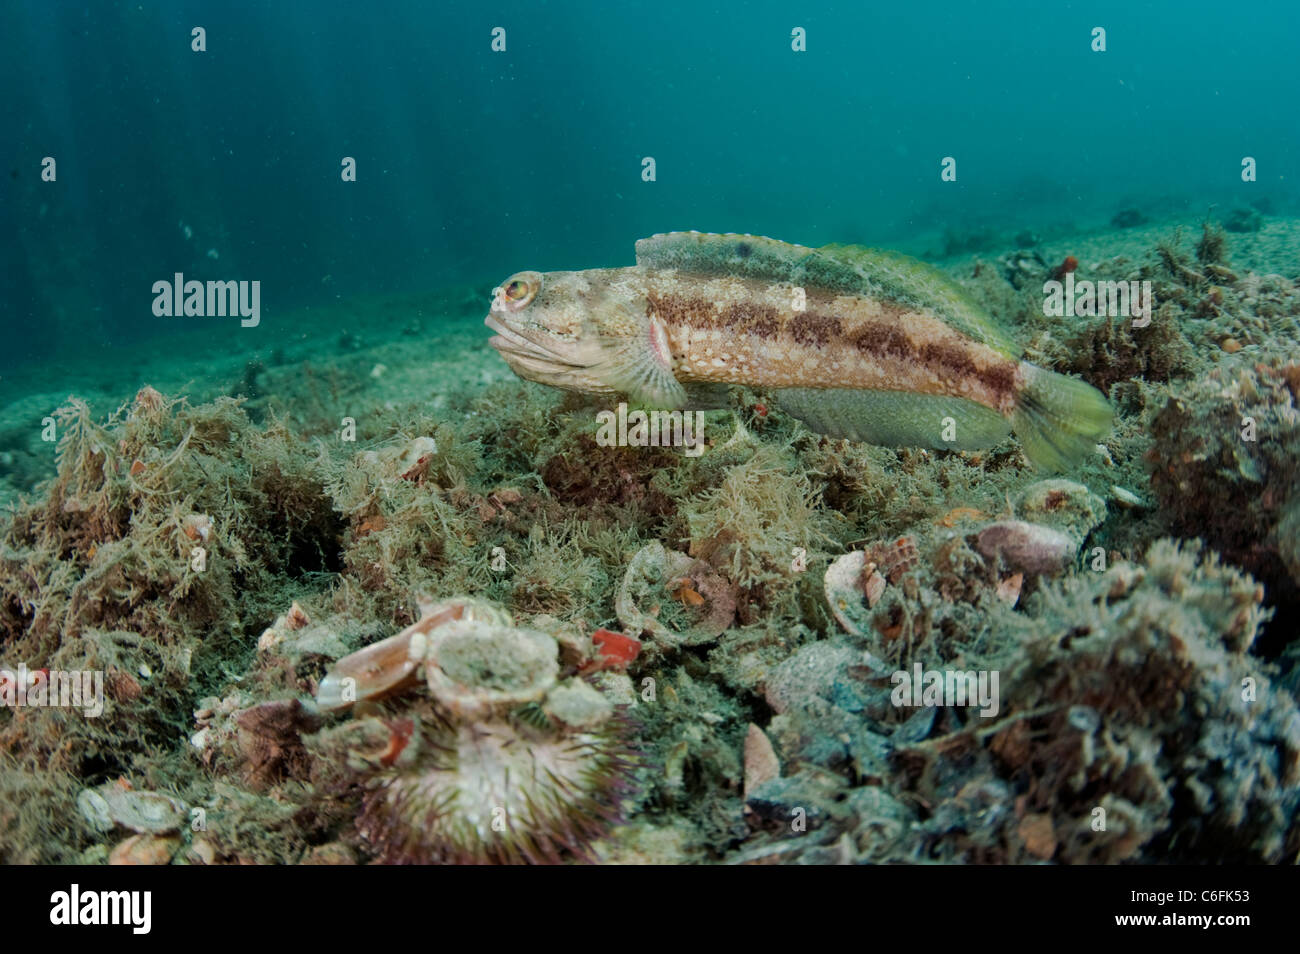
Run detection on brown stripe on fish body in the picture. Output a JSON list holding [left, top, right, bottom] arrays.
[[643, 273, 1020, 414], [645, 276, 802, 386]]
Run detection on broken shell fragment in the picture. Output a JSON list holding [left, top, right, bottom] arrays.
[[743, 723, 780, 797], [285, 601, 310, 630], [578, 628, 642, 674], [824, 550, 870, 636], [864, 569, 887, 608], [1110, 485, 1147, 510], [257, 601, 313, 652], [976, 520, 1076, 576], [181, 513, 213, 543], [362, 436, 441, 483], [995, 572, 1024, 607], [109, 833, 181, 866], [543, 678, 614, 730], [316, 596, 512, 712]]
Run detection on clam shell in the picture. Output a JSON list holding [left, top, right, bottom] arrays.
[[316, 596, 514, 712]]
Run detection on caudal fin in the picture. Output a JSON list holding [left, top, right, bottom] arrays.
[[1012, 363, 1112, 472]]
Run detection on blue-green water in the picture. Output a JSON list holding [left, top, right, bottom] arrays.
[[4, 0, 1297, 373], [4, 1, 1300, 872]]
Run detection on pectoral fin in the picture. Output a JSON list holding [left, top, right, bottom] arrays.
[[597, 314, 687, 408]]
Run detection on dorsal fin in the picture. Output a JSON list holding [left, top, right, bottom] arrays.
[[635, 231, 1017, 355], [635, 232, 819, 282]]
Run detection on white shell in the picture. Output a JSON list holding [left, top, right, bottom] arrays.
[[824, 551, 870, 636]]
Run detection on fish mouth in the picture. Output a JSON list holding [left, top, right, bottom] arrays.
[[484, 313, 587, 376]]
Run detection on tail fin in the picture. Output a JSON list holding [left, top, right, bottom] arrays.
[[1012, 363, 1112, 472]]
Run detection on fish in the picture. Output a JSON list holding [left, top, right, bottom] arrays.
[[484, 232, 1112, 471]]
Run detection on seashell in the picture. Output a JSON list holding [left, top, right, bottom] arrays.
[[424, 619, 559, 720], [109, 833, 180, 866], [316, 596, 511, 712], [83, 785, 188, 834], [824, 550, 870, 636], [616, 542, 736, 647], [976, 520, 1076, 576], [743, 723, 780, 796], [316, 629, 422, 712]]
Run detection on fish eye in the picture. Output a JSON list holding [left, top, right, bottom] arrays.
[[494, 271, 541, 312]]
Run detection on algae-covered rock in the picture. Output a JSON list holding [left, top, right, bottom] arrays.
[[902, 539, 1298, 863], [1146, 356, 1300, 596], [1014, 479, 1107, 545]]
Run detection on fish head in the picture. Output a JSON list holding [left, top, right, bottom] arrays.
[[485, 268, 638, 394]]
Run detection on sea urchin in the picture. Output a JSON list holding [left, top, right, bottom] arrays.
[[357, 713, 633, 864], [311, 598, 637, 864]]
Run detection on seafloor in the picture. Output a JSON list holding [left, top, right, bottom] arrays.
[[1, 213, 1298, 864]]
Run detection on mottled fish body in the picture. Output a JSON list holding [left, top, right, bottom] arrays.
[[485, 232, 1112, 471]]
